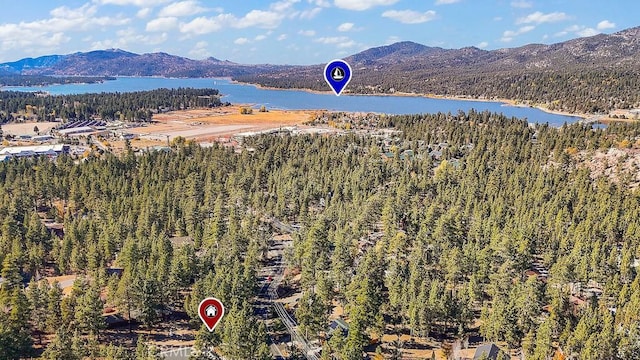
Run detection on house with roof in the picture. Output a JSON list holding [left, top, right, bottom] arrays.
[[328, 317, 349, 337], [103, 313, 127, 329], [473, 343, 507, 360]]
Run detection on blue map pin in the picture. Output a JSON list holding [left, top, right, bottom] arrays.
[[324, 59, 352, 96]]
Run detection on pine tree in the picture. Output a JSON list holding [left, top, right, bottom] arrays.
[[46, 280, 64, 332], [26, 280, 49, 344], [75, 283, 106, 338], [42, 328, 79, 360]]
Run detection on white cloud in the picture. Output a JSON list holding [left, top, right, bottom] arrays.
[[277, 34, 288, 41], [334, 0, 399, 11], [0, 27, 69, 54], [299, 7, 323, 19], [146, 17, 178, 31], [92, 28, 167, 49], [308, 0, 331, 6], [31, 4, 132, 32], [577, 28, 599, 37], [50, 4, 94, 18], [477, 41, 489, 48], [315, 36, 349, 44], [255, 34, 267, 41], [554, 24, 578, 37], [179, 6, 287, 35], [179, 14, 235, 34], [314, 35, 360, 49], [234, 37, 250, 45], [158, 1, 207, 17], [337, 22, 354, 32], [136, 7, 152, 18], [235, 10, 283, 29], [555, 24, 606, 38], [338, 40, 357, 48], [97, 0, 169, 6], [385, 35, 401, 44], [299, 29, 316, 36], [435, 0, 460, 4], [0, 3, 134, 54], [382, 10, 437, 24], [597, 20, 616, 30], [189, 40, 209, 58], [501, 25, 535, 42], [517, 11, 570, 25], [271, 0, 301, 12], [510, 0, 532, 8]]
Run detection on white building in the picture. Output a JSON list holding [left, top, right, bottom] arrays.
[[0, 144, 69, 159]]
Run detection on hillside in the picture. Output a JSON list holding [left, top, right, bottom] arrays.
[[3, 27, 640, 113], [236, 26, 640, 114], [0, 49, 286, 78]]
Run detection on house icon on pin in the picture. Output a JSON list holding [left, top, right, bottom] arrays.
[[205, 305, 217, 318]]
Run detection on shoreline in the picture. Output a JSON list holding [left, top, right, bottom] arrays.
[[3, 75, 600, 121], [233, 80, 588, 120]]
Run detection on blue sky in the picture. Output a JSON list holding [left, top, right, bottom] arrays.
[[0, 0, 636, 65]]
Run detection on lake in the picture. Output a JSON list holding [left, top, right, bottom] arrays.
[[3, 77, 583, 126]]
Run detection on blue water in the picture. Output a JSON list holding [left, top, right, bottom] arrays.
[[3, 77, 583, 126]]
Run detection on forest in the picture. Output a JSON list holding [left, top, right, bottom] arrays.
[[235, 66, 640, 114], [1, 110, 640, 359], [0, 76, 115, 87], [0, 88, 224, 123]]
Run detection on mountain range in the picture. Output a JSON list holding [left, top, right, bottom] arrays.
[[3, 27, 640, 77], [2, 26, 640, 113], [0, 49, 284, 78]]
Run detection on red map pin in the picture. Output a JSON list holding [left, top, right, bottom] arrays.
[[198, 297, 225, 332]]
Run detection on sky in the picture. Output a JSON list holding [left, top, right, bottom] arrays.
[[0, 0, 637, 65]]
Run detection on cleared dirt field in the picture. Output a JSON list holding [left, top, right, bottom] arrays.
[[2, 122, 58, 135], [128, 106, 315, 142]]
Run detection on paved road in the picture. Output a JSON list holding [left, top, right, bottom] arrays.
[[262, 218, 319, 360]]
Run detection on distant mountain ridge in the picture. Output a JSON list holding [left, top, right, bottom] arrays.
[[0, 49, 282, 78], [342, 26, 640, 71], [234, 26, 640, 113], [3, 26, 640, 113], [3, 27, 640, 77]]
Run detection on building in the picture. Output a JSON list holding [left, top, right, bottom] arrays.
[[119, 133, 138, 140], [473, 343, 507, 360], [328, 318, 349, 337], [32, 135, 55, 142], [106, 268, 124, 277], [103, 313, 128, 329], [57, 126, 95, 136], [44, 222, 64, 238], [0, 144, 69, 159]]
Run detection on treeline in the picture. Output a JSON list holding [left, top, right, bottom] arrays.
[[0, 142, 270, 359], [256, 112, 640, 359], [1, 111, 640, 358], [0, 75, 115, 87], [235, 66, 640, 114], [0, 88, 223, 123]]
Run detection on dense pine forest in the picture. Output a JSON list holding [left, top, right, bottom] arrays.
[[0, 88, 224, 123], [1, 110, 640, 359], [236, 66, 640, 114], [0, 75, 116, 86], [0, 75, 115, 87]]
